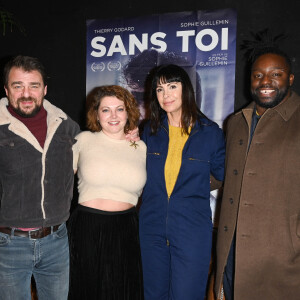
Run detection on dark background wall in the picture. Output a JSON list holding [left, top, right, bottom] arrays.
[[1, 0, 300, 128]]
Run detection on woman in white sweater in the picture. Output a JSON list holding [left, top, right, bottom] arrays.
[[68, 85, 146, 300]]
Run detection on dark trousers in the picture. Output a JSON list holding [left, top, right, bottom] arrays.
[[223, 233, 235, 300]]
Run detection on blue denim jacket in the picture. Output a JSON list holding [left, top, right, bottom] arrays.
[[140, 115, 225, 236], [0, 98, 80, 227]]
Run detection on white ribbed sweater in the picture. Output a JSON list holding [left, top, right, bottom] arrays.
[[73, 131, 147, 206]]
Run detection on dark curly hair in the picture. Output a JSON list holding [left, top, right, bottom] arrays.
[[241, 29, 292, 72]]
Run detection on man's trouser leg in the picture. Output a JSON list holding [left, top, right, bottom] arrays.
[[0, 223, 69, 300]]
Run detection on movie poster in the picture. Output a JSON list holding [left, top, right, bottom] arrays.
[[86, 8, 236, 127], [86, 9, 237, 221]]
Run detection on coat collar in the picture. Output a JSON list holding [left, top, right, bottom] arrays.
[[0, 97, 68, 153], [0, 97, 67, 125], [272, 91, 300, 121], [241, 91, 300, 126]]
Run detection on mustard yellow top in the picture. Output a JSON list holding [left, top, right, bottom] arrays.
[[164, 125, 189, 197]]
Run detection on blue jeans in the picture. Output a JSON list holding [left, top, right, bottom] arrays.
[[0, 223, 69, 300]]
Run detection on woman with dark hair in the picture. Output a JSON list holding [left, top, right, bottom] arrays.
[[68, 85, 146, 300], [139, 64, 225, 299]]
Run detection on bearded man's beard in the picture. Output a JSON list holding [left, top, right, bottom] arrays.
[[12, 96, 42, 118], [251, 84, 289, 109]]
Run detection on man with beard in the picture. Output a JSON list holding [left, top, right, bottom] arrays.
[[0, 55, 80, 299], [214, 39, 300, 299]]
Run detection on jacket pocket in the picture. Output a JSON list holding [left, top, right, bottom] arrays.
[[0, 138, 28, 175], [147, 152, 161, 156], [289, 214, 300, 257], [186, 156, 210, 174], [54, 223, 68, 239], [145, 152, 163, 185], [1, 172, 23, 220], [0, 232, 10, 246], [188, 157, 210, 163]]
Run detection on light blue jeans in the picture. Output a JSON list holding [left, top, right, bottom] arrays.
[[0, 223, 69, 300]]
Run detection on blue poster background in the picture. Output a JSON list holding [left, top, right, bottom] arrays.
[[86, 8, 236, 127]]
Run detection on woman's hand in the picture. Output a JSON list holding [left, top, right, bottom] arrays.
[[126, 127, 140, 141]]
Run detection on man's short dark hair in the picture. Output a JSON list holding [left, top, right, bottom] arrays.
[[3, 55, 47, 87]]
